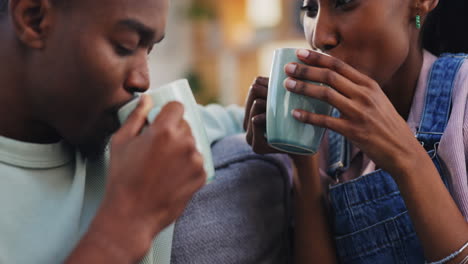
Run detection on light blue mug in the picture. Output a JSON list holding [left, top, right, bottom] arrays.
[[266, 48, 334, 155], [117, 79, 215, 182]]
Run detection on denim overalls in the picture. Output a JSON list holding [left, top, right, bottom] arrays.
[[327, 53, 467, 264]]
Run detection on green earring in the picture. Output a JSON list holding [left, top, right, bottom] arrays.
[[416, 15, 421, 29]]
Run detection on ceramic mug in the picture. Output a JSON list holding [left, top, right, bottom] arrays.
[[118, 79, 215, 182], [266, 48, 334, 155]]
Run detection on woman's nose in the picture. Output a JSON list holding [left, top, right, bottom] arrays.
[[311, 13, 340, 52]]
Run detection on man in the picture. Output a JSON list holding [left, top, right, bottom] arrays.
[[1, 0, 202, 262], [0, 0, 292, 263]]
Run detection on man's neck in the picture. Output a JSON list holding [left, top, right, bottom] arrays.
[[0, 33, 60, 144]]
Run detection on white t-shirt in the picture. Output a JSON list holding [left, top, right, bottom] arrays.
[[0, 105, 244, 264], [0, 137, 86, 263]]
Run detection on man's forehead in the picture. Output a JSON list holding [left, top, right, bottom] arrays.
[[104, 0, 168, 12], [81, 0, 168, 9], [75, 0, 168, 24], [96, 0, 166, 14], [73, 0, 168, 36]]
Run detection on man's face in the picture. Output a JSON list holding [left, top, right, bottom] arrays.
[[26, 0, 168, 157]]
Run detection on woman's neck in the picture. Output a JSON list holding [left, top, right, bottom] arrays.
[[382, 48, 424, 120]]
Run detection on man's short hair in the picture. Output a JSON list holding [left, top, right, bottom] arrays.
[[0, 0, 7, 15], [0, 0, 67, 17]]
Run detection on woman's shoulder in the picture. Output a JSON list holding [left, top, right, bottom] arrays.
[[420, 51, 467, 122], [458, 59, 468, 129], [448, 54, 468, 130], [428, 52, 468, 131], [436, 52, 468, 82], [451, 53, 468, 99], [456, 54, 468, 82], [430, 52, 468, 101]]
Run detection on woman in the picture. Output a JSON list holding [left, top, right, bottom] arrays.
[[244, 0, 468, 263]]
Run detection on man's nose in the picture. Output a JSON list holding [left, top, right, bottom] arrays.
[[124, 63, 150, 94]]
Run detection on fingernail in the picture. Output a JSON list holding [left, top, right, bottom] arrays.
[[285, 63, 297, 74], [140, 95, 154, 112], [138, 95, 148, 108], [292, 110, 302, 120], [284, 79, 297, 91], [297, 49, 310, 59], [138, 94, 146, 104]]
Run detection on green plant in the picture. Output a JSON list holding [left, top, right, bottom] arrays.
[[187, 2, 216, 21]]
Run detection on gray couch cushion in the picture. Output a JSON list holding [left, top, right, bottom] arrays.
[[171, 134, 293, 264]]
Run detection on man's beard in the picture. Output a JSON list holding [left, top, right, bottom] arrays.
[[76, 134, 112, 161], [74, 114, 120, 161]]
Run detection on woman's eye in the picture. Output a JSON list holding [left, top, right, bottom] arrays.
[[335, 0, 353, 7], [301, 4, 319, 18]]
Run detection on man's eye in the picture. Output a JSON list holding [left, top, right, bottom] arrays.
[[335, 0, 353, 7], [301, 4, 318, 18], [115, 45, 135, 56], [147, 44, 155, 55]]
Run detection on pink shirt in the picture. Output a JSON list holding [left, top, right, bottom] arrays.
[[320, 50, 468, 219]]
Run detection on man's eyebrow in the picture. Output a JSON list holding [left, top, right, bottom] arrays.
[[117, 19, 164, 44]]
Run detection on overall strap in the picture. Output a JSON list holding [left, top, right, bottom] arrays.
[[416, 53, 467, 151], [327, 109, 351, 180]]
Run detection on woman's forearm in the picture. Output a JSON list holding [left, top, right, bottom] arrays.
[[393, 149, 468, 263], [293, 155, 337, 264]]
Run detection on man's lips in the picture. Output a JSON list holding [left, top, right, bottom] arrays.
[[107, 95, 139, 115]]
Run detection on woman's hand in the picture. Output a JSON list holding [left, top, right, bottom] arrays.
[[284, 49, 426, 175], [243, 77, 315, 164], [243, 76, 280, 155]]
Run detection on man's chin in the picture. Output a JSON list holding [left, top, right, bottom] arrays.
[[74, 116, 120, 161], [76, 135, 111, 161]]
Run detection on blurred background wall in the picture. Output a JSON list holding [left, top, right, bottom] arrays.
[[149, 0, 309, 106]]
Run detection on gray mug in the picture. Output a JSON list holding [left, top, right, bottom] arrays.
[[266, 48, 334, 155]]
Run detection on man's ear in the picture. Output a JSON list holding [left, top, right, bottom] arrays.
[[9, 0, 55, 49]]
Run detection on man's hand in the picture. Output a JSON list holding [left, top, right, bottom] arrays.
[[67, 95, 206, 263]]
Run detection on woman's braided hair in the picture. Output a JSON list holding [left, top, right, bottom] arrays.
[[423, 0, 468, 55]]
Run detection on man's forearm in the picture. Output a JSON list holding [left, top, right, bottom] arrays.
[[66, 231, 134, 264], [65, 204, 154, 264]]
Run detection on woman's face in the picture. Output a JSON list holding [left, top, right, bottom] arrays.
[[302, 0, 416, 85]]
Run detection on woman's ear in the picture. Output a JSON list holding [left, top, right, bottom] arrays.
[[416, 0, 439, 17], [9, 0, 54, 49]]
